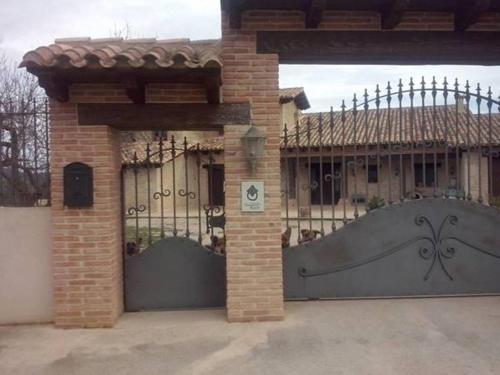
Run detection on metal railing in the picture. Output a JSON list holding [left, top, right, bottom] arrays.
[[122, 135, 225, 254], [0, 98, 50, 207], [281, 78, 500, 247]]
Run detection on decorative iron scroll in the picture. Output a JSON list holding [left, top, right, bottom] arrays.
[[123, 136, 225, 248], [298, 213, 500, 281], [204, 205, 226, 235]]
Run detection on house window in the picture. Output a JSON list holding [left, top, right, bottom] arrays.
[[415, 163, 436, 188], [310, 162, 342, 205], [367, 165, 378, 183], [207, 164, 225, 206]]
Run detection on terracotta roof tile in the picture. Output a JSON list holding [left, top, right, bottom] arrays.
[[20, 38, 222, 71], [194, 107, 500, 152], [279, 87, 310, 110], [121, 131, 224, 165]]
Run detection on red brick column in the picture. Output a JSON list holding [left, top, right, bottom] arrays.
[[50, 100, 123, 328], [222, 14, 284, 322]]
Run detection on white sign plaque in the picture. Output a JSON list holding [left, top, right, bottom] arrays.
[[241, 181, 264, 212]]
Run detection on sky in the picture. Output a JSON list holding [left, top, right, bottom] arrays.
[[1, 0, 499, 112]]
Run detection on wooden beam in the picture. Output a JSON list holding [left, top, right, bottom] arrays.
[[455, 0, 491, 31], [37, 73, 69, 102], [381, 0, 410, 30], [77, 103, 251, 131], [257, 31, 500, 65], [205, 76, 221, 104], [228, 0, 246, 29], [305, 0, 326, 29]]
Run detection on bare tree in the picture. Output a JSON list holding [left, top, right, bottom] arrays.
[[0, 52, 48, 206]]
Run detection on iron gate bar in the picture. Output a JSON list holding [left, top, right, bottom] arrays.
[[280, 78, 500, 245], [375, 85, 382, 200], [284, 124, 290, 229], [341, 100, 347, 224], [295, 122, 301, 243], [466, 81, 472, 201], [319, 113, 324, 235], [476, 84, 484, 203], [444, 78, 450, 197], [398, 80, 404, 202], [329, 108, 336, 230]]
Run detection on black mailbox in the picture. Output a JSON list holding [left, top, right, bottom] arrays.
[[63, 162, 93, 208]]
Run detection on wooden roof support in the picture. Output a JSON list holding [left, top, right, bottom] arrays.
[[78, 102, 251, 131], [124, 76, 146, 105], [305, 0, 326, 29], [257, 30, 500, 65], [381, 0, 410, 30], [228, 0, 246, 29], [455, 0, 491, 31], [205, 76, 222, 104], [38, 73, 69, 102]]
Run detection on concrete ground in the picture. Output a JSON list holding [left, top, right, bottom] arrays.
[[1, 297, 500, 375]]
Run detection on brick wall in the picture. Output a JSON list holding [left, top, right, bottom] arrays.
[[222, 14, 284, 322], [50, 100, 123, 328]]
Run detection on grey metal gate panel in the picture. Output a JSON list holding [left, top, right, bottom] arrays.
[[125, 237, 226, 311], [284, 199, 500, 300]]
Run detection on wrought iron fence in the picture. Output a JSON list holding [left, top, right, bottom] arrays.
[[0, 98, 50, 207], [281, 78, 500, 247], [122, 134, 225, 254]]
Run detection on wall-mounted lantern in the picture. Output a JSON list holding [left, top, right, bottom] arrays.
[[241, 126, 266, 175]]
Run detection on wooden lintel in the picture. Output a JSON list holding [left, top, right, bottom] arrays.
[[77, 103, 251, 131], [257, 31, 500, 65], [381, 0, 410, 30], [305, 0, 326, 29], [37, 73, 69, 102], [455, 0, 491, 31]]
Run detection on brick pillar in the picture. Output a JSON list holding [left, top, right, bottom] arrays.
[[50, 100, 123, 328], [222, 14, 284, 322]]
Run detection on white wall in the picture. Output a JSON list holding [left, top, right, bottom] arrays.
[[0, 207, 52, 324]]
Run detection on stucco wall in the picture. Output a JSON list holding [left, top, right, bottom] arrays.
[[0, 207, 52, 324]]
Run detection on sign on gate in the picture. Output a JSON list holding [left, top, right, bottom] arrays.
[[241, 181, 264, 212]]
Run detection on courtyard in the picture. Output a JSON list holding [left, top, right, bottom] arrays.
[[1, 297, 500, 375]]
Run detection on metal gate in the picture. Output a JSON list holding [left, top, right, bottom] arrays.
[[281, 78, 500, 299], [122, 133, 226, 311]]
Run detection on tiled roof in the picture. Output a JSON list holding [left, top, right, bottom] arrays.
[[20, 38, 222, 71], [193, 107, 500, 152], [279, 87, 310, 110], [288, 107, 500, 148], [121, 132, 224, 165]]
